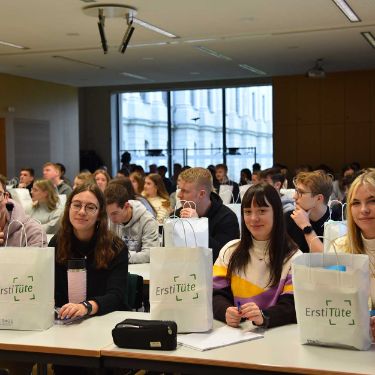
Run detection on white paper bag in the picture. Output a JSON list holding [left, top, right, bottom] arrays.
[[8, 188, 32, 211], [226, 203, 241, 233], [239, 184, 251, 200], [292, 252, 371, 350], [164, 217, 209, 248], [323, 220, 348, 253], [0, 247, 55, 330], [150, 246, 213, 332], [219, 185, 233, 204]]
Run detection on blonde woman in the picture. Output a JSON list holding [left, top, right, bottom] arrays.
[[142, 173, 171, 223], [331, 169, 375, 339], [94, 169, 111, 192], [73, 171, 94, 189], [27, 179, 64, 234]]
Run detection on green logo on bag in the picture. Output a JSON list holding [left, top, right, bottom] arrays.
[[305, 299, 355, 325], [155, 273, 198, 301], [0, 275, 35, 301]]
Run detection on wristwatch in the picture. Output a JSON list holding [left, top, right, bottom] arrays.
[[80, 300, 93, 316], [303, 225, 313, 234]]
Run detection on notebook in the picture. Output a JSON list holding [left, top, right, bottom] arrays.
[[177, 324, 264, 351]]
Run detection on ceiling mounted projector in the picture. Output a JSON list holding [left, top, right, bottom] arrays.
[[306, 59, 326, 79]]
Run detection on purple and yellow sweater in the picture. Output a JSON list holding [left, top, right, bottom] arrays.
[[213, 239, 302, 328]]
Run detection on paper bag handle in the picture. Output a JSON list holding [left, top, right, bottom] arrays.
[[5, 220, 27, 247], [172, 217, 198, 247]]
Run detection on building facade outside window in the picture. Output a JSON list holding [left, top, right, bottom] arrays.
[[119, 85, 272, 180]]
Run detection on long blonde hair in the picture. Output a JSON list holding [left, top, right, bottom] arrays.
[[346, 169, 375, 254], [33, 179, 59, 211]]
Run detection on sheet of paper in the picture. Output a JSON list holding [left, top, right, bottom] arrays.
[[177, 325, 264, 351]]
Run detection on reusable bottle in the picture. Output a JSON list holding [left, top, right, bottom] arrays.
[[67, 258, 87, 303]]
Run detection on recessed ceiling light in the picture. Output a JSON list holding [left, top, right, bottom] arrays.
[[142, 57, 154, 60], [332, 0, 361, 22], [120, 72, 150, 80], [132, 18, 178, 38], [52, 55, 104, 69], [238, 64, 266, 75], [0, 40, 28, 49], [190, 72, 200, 75], [184, 38, 217, 44], [66, 32, 80, 37], [361, 32, 375, 49], [195, 46, 232, 61]]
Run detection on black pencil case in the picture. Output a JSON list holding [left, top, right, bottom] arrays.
[[112, 319, 177, 350]]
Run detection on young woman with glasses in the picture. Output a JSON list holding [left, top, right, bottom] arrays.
[[49, 183, 128, 374]]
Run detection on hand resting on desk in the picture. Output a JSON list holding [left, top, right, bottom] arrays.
[[57, 300, 98, 320], [226, 302, 264, 328]]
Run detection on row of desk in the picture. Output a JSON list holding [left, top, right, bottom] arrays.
[[0, 311, 374, 375]]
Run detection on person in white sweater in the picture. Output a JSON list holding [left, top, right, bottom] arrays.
[[331, 169, 375, 339], [26, 179, 63, 234]]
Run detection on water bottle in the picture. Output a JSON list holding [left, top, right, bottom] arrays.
[[67, 259, 87, 303]]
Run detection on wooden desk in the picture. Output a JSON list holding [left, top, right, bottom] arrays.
[[102, 314, 375, 375], [129, 263, 150, 284]]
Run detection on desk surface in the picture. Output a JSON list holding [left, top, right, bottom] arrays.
[[102, 313, 375, 375], [129, 263, 150, 284]]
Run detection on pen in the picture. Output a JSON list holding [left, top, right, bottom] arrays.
[[237, 301, 241, 313]]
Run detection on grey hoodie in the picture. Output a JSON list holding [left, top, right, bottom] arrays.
[[110, 200, 159, 263], [281, 194, 295, 214]]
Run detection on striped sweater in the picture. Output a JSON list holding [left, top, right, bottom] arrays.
[[213, 239, 302, 327]]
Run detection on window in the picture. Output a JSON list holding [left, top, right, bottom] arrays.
[[119, 85, 273, 178]]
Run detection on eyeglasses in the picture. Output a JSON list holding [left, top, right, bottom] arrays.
[[295, 188, 314, 198], [70, 201, 98, 215]]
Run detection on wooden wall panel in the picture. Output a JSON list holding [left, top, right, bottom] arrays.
[[296, 78, 321, 124], [321, 78, 345, 124], [296, 124, 321, 166], [273, 78, 297, 124], [320, 124, 345, 172], [344, 75, 371, 123], [273, 70, 375, 173], [273, 123, 297, 166], [0, 118, 6, 176], [345, 123, 371, 166]]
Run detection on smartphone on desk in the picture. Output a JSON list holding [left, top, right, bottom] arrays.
[[54, 307, 86, 325]]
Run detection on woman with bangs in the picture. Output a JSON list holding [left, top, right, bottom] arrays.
[[213, 183, 301, 328], [330, 169, 375, 339]]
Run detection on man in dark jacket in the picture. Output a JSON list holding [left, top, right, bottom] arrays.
[[174, 167, 240, 262]]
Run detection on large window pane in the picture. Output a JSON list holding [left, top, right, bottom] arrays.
[[119, 91, 168, 172], [225, 86, 273, 182], [170, 89, 223, 168]]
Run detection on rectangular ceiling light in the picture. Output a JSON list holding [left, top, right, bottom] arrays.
[[0, 40, 28, 49], [332, 0, 361, 22], [195, 46, 232, 61], [120, 72, 150, 80], [52, 55, 104, 69], [239, 64, 266, 75], [132, 18, 178, 38], [361, 32, 375, 49]]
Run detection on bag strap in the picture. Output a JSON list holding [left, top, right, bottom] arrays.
[[172, 217, 198, 247], [5, 220, 27, 247]]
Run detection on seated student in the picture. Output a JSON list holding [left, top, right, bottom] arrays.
[[213, 183, 301, 328], [214, 163, 240, 203], [73, 171, 94, 189], [43, 162, 72, 196], [26, 179, 64, 234], [93, 168, 111, 192], [239, 168, 252, 186], [17, 167, 35, 194], [0, 175, 46, 247], [285, 170, 339, 253], [330, 169, 375, 339], [142, 173, 171, 224], [175, 167, 239, 262], [49, 183, 128, 374], [105, 181, 159, 263]]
